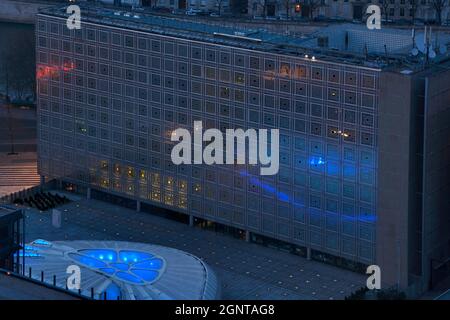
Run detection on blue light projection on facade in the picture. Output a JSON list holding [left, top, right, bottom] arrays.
[[240, 155, 377, 223], [67, 249, 165, 285], [309, 156, 326, 166]]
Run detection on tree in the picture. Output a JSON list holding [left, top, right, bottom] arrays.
[[301, 0, 324, 19], [430, 0, 448, 25], [380, 0, 390, 20], [215, 0, 226, 15], [254, 0, 269, 17], [410, 0, 419, 24], [142, 0, 159, 8], [281, 0, 297, 18]]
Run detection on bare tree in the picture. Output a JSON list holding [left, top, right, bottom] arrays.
[[215, 0, 226, 15], [281, 0, 297, 18], [141, 0, 159, 8], [380, 0, 390, 20], [410, 0, 419, 24], [254, 0, 269, 17], [302, 0, 324, 19], [430, 0, 448, 25]]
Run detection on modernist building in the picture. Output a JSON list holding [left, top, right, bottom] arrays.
[[36, 4, 450, 296], [23, 239, 220, 299]]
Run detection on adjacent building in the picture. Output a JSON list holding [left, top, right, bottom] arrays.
[[88, 0, 450, 23], [0, 206, 24, 273], [36, 4, 450, 296]]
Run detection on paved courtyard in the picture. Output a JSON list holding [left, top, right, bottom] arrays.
[[24, 196, 366, 300]]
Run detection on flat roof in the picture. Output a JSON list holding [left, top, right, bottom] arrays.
[[0, 206, 22, 222], [36, 3, 412, 69], [38, 3, 450, 72]]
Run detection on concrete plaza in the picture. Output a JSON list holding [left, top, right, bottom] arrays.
[[24, 196, 366, 300]]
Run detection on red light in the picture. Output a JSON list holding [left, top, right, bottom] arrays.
[[37, 61, 74, 79], [62, 61, 75, 72]]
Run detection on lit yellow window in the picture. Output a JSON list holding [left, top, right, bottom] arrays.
[[164, 193, 173, 206], [127, 167, 135, 178], [179, 180, 187, 193], [165, 177, 174, 189], [101, 179, 109, 188], [151, 190, 160, 202], [178, 196, 187, 209]]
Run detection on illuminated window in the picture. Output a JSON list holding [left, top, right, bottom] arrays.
[[151, 189, 160, 202], [114, 164, 121, 175], [165, 177, 174, 190], [126, 185, 134, 195], [178, 196, 187, 209], [178, 180, 187, 193], [101, 179, 109, 188], [127, 167, 135, 178], [164, 193, 174, 206], [139, 170, 146, 180], [193, 183, 202, 194], [295, 4, 301, 12]]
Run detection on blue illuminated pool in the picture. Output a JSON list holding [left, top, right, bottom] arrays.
[[68, 249, 165, 285]]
